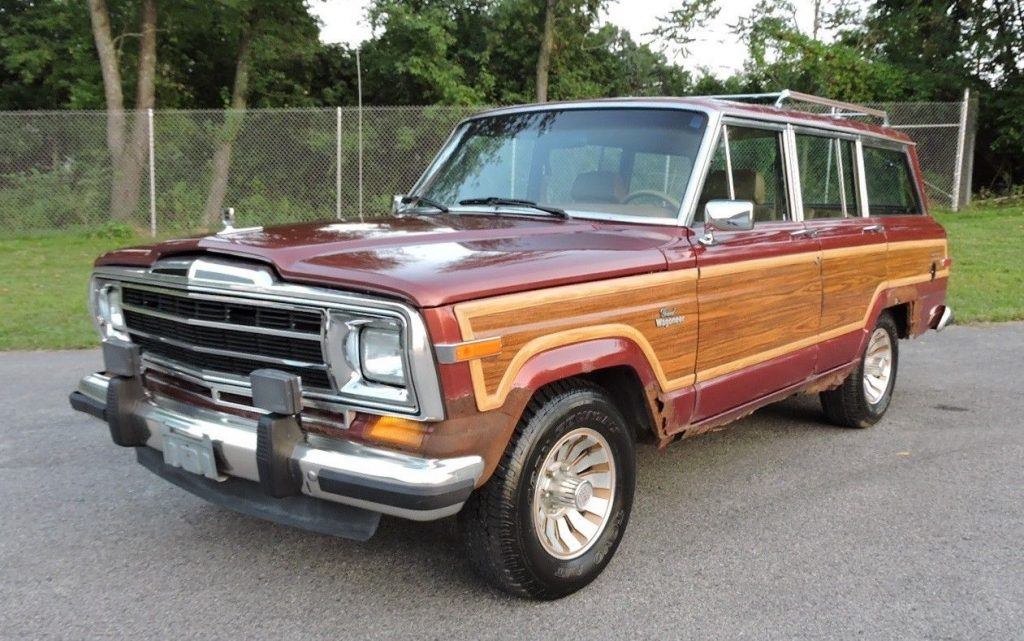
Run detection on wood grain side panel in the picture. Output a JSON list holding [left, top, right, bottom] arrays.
[[453, 239, 948, 413], [820, 245, 888, 332], [887, 239, 948, 281], [455, 270, 699, 411], [695, 256, 821, 380]]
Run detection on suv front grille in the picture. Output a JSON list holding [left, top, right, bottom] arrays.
[[120, 286, 333, 392]]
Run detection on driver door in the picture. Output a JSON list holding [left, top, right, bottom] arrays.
[[692, 122, 822, 423]]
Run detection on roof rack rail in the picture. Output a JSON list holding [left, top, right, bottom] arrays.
[[702, 89, 889, 125]]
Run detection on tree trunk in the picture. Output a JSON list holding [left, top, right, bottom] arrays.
[[812, 0, 821, 40], [203, 20, 255, 228], [88, 0, 157, 223], [87, 0, 126, 216], [535, 0, 557, 103], [110, 0, 158, 223]]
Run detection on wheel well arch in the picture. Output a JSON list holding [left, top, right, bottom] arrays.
[[506, 336, 665, 442], [881, 302, 911, 338], [577, 366, 658, 442]]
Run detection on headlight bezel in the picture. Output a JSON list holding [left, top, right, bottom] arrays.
[[324, 310, 420, 412], [89, 277, 129, 341]]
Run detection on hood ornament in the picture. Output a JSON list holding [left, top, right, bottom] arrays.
[[221, 207, 236, 232]]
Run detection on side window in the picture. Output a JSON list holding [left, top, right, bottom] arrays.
[[863, 146, 922, 215], [696, 125, 789, 223], [796, 134, 859, 219]]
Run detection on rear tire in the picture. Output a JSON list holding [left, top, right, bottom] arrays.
[[820, 312, 900, 428], [458, 379, 636, 599]]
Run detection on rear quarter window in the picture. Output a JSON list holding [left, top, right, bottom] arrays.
[[863, 146, 922, 216]]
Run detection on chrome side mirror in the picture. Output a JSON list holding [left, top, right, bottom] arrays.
[[699, 199, 754, 246], [392, 194, 406, 214]]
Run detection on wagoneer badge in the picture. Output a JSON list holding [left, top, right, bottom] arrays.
[[656, 307, 685, 328]]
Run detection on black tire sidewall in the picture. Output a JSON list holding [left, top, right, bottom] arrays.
[[514, 390, 635, 597], [861, 315, 899, 419]]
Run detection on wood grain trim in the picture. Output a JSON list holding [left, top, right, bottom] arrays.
[[699, 251, 822, 278], [454, 238, 948, 411], [463, 324, 697, 412], [454, 268, 697, 320], [692, 268, 948, 382]]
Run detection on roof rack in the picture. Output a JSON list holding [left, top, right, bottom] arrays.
[[703, 89, 889, 125]]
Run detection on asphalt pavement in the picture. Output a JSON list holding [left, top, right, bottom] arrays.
[[1, 324, 1021, 640]]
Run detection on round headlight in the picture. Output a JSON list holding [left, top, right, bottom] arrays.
[[359, 326, 406, 386]]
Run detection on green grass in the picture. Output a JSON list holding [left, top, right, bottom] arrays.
[[0, 228, 157, 350], [933, 202, 1024, 323], [1, 203, 1021, 350]]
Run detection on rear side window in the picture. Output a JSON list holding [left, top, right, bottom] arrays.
[[795, 134, 858, 219], [863, 146, 922, 215]]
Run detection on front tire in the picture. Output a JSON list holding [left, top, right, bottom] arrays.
[[458, 379, 636, 599], [820, 312, 900, 428]]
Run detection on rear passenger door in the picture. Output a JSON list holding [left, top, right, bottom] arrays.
[[691, 122, 822, 422], [795, 132, 888, 372]]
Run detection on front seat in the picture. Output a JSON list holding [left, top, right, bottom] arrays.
[[696, 169, 767, 222], [570, 171, 626, 204]]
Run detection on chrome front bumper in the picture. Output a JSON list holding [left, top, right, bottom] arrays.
[[71, 373, 483, 524]]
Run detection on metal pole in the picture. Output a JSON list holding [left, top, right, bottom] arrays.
[[356, 48, 364, 223], [336, 107, 342, 220], [147, 107, 157, 237], [951, 88, 970, 212]]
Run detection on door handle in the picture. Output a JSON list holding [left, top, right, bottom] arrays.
[[863, 224, 885, 234], [790, 229, 817, 239]]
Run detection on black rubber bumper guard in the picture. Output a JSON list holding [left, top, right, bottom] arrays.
[[67, 341, 476, 541]]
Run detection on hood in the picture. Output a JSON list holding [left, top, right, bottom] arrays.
[[96, 214, 684, 307]]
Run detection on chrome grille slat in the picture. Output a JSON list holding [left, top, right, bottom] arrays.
[[121, 302, 318, 340], [121, 285, 334, 393]]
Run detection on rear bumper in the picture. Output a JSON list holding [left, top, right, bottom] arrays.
[[70, 372, 484, 530], [933, 305, 954, 331]]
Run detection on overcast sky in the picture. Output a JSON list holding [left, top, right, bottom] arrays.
[[308, 0, 832, 78]]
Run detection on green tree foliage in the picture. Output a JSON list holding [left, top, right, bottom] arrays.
[[1, 0, 1021, 193]]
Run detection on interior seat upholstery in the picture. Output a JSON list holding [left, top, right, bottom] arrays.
[[570, 171, 626, 204], [696, 169, 769, 221]]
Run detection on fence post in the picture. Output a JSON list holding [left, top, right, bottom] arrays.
[[336, 107, 342, 220], [147, 107, 157, 236], [356, 49, 364, 222], [951, 88, 970, 212]]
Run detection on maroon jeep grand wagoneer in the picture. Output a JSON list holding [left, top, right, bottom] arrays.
[[70, 91, 952, 598]]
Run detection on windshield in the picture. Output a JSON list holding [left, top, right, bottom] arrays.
[[417, 108, 709, 220]]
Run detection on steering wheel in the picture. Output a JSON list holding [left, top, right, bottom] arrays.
[[622, 190, 681, 213]]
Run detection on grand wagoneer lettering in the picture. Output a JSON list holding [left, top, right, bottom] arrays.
[[70, 91, 952, 599]]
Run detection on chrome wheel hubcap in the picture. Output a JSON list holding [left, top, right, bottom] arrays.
[[532, 427, 616, 560], [863, 328, 893, 405]]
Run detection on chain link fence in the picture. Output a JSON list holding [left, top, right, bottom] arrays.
[[0, 98, 976, 235]]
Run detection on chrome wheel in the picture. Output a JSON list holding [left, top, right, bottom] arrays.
[[863, 327, 894, 405], [532, 427, 616, 560]]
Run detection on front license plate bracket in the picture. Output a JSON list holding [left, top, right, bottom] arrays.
[[161, 426, 227, 482]]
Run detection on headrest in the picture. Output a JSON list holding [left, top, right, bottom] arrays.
[[570, 171, 626, 203], [701, 169, 766, 205]]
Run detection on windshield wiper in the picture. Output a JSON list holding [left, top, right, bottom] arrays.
[[400, 194, 449, 213], [458, 197, 569, 219]]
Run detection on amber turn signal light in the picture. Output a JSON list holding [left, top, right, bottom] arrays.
[[366, 415, 429, 449], [436, 337, 502, 364]]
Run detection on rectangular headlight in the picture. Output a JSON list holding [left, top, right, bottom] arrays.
[[359, 326, 406, 386]]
